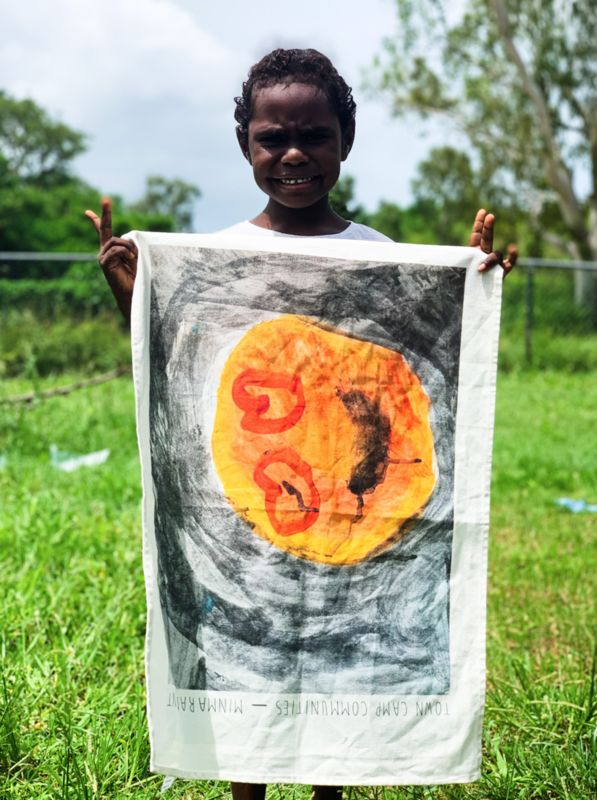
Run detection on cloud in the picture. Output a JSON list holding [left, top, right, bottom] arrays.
[[0, 0, 258, 229], [0, 0, 243, 124], [0, 0, 446, 230]]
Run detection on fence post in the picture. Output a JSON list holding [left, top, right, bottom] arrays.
[[525, 264, 534, 367]]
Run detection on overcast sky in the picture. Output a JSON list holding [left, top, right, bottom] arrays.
[[0, 0, 451, 232]]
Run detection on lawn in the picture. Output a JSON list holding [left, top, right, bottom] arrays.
[[0, 370, 596, 799]]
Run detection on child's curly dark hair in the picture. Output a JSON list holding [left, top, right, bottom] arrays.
[[234, 48, 357, 143]]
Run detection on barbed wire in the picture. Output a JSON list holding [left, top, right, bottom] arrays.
[[0, 365, 131, 405]]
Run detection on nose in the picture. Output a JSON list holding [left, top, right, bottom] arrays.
[[281, 146, 308, 166]]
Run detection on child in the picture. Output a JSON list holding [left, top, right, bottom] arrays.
[[85, 48, 516, 800], [85, 48, 515, 324]]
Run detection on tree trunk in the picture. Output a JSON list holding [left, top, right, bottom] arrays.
[[575, 205, 597, 311], [574, 269, 597, 311]]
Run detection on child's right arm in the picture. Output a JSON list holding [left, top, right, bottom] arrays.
[[85, 198, 138, 326]]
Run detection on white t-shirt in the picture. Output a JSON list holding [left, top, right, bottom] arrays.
[[217, 219, 393, 242]]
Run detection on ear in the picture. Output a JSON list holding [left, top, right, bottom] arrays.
[[236, 128, 252, 164], [341, 120, 355, 162]]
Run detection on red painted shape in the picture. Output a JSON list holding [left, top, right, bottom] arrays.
[[231, 368, 306, 434], [253, 449, 320, 536]]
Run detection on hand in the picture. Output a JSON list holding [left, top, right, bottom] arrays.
[[85, 198, 138, 324], [469, 209, 517, 279]]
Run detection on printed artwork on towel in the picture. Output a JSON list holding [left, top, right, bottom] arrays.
[[148, 246, 466, 695]]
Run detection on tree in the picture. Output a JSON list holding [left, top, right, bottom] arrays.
[[328, 166, 517, 247], [411, 146, 481, 246], [329, 175, 370, 223], [0, 91, 87, 186], [328, 170, 476, 245], [131, 175, 201, 232], [410, 145, 522, 247], [370, 0, 597, 306], [369, 201, 403, 242], [0, 178, 178, 279], [0, 91, 183, 278]]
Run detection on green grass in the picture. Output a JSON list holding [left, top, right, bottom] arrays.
[[1, 371, 596, 798]]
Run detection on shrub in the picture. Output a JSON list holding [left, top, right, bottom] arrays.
[[0, 310, 130, 378], [0, 261, 114, 315]]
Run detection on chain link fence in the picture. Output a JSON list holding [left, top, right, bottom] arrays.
[[501, 259, 597, 371], [2, 252, 597, 372]]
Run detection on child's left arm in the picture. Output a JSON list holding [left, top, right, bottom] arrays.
[[469, 209, 517, 278]]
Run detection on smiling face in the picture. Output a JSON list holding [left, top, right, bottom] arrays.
[[240, 82, 354, 210]]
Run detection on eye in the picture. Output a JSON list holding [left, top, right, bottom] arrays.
[[257, 133, 286, 147], [305, 130, 330, 142]]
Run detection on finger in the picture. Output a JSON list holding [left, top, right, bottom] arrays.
[[500, 243, 518, 280], [99, 197, 114, 248], [507, 243, 518, 267], [99, 246, 138, 268], [480, 213, 495, 254], [469, 209, 487, 248], [99, 237, 138, 259], [477, 250, 503, 272], [98, 237, 138, 258], [84, 210, 101, 235]]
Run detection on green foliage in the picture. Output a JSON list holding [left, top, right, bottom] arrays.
[[0, 90, 184, 279], [329, 175, 370, 223], [329, 167, 520, 251], [0, 259, 118, 312], [0, 183, 177, 280], [369, 0, 597, 261], [411, 147, 486, 246], [0, 91, 86, 186], [502, 268, 597, 335], [328, 174, 426, 241], [1, 370, 596, 797], [367, 201, 403, 242], [130, 175, 201, 232], [499, 267, 597, 371], [0, 310, 130, 378], [0, 178, 100, 277], [0, 275, 109, 316]]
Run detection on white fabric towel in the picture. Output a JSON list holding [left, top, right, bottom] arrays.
[[128, 232, 502, 786]]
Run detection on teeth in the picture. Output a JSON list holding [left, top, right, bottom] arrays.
[[279, 177, 313, 185]]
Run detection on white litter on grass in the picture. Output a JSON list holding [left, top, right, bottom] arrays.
[[50, 444, 110, 473], [161, 776, 176, 793]]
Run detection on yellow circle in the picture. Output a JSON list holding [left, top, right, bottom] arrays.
[[212, 315, 436, 565]]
